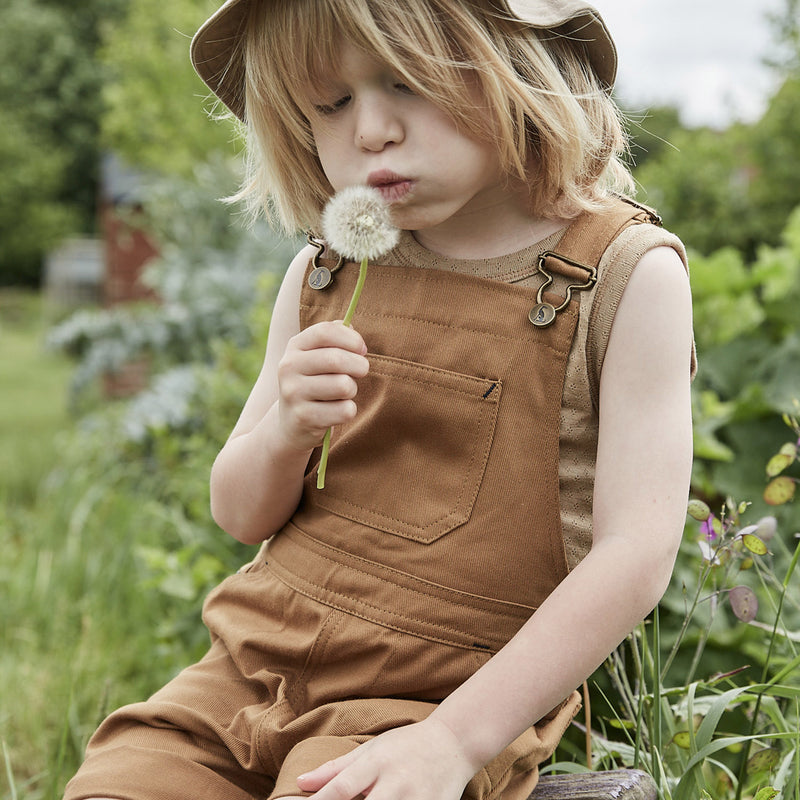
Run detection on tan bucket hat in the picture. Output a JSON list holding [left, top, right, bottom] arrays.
[[190, 0, 617, 121]]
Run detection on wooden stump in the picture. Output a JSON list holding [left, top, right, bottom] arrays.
[[529, 769, 657, 799]]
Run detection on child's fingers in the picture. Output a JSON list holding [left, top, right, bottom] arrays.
[[295, 347, 370, 382], [296, 748, 368, 793], [294, 320, 368, 355], [280, 325, 369, 386]]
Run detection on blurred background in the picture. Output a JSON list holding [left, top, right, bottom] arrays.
[[1, 1, 799, 798]]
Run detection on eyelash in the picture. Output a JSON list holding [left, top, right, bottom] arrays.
[[313, 84, 415, 116], [314, 96, 351, 116]]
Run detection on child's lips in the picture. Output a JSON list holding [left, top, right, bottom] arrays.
[[367, 171, 414, 203]]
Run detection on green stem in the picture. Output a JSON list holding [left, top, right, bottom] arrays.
[[734, 537, 800, 800], [316, 428, 332, 490], [343, 256, 369, 326], [316, 256, 369, 490], [633, 627, 646, 770], [652, 607, 663, 790], [661, 559, 714, 680]]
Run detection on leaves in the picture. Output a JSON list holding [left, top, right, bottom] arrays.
[[753, 789, 779, 800], [100, 0, 236, 177], [0, 0, 127, 283], [747, 748, 781, 774], [766, 450, 795, 476]]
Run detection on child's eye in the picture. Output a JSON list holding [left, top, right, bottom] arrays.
[[313, 95, 351, 115], [394, 82, 415, 95]]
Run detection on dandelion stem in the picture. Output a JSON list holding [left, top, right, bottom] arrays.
[[343, 256, 369, 326], [316, 256, 369, 490], [317, 429, 332, 490]]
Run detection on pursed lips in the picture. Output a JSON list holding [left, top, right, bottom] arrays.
[[366, 170, 414, 203]]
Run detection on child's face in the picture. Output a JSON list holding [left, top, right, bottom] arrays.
[[306, 42, 526, 240]]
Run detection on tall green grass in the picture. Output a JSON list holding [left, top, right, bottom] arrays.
[[0, 292, 190, 798], [0, 291, 72, 505], [2, 289, 256, 799]]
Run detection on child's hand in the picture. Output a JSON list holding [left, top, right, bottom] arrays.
[[277, 320, 370, 452], [296, 718, 476, 800]]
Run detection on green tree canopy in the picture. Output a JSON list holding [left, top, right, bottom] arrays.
[[0, 0, 126, 285], [632, 0, 800, 257], [100, 0, 239, 177]]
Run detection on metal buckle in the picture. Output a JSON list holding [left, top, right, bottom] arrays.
[[306, 232, 345, 290], [528, 252, 597, 328]]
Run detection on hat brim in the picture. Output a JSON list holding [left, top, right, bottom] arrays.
[[190, 0, 617, 121]]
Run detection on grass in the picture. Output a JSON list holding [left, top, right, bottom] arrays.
[[0, 291, 175, 799], [1, 290, 73, 797], [0, 290, 242, 800], [0, 291, 73, 505]]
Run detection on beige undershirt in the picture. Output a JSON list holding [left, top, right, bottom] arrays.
[[383, 223, 692, 569]]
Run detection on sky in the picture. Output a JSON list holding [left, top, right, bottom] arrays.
[[593, 0, 787, 127]]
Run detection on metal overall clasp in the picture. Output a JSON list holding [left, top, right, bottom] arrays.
[[528, 252, 598, 328], [306, 232, 345, 290]]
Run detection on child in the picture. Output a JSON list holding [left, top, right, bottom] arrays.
[[65, 1, 695, 799]]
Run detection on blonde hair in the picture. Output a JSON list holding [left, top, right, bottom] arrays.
[[234, 0, 634, 232]]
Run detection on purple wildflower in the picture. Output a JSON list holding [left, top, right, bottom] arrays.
[[702, 515, 717, 541]]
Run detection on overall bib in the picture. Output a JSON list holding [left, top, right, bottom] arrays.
[[65, 202, 652, 800]]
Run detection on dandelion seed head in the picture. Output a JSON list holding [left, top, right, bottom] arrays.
[[322, 185, 400, 261]]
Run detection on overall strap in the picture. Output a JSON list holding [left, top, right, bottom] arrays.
[[541, 197, 661, 408]]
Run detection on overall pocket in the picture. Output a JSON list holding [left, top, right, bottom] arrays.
[[310, 354, 501, 543]]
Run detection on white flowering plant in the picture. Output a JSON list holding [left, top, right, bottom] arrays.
[[316, 186, 399, 489]]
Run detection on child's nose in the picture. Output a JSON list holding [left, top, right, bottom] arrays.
[[354, 96, 404, 152]]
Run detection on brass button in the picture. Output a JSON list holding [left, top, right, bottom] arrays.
[[308, 266, 332, 289], [529, 303, 556, 327]]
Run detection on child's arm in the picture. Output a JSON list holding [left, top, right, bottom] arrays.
[[209, 245, 370, 543], [297, 245, 694, 800]]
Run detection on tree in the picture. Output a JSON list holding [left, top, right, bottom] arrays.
[[633, 124, 754, 256], [100, 0, 238, 177], [746, 75, 800, 248], [0, 0, 126, 285], [765, 0, 800, 75], [0, 107, 77, 285]]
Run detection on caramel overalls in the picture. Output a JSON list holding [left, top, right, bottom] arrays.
[[65, 203, 654, 800]]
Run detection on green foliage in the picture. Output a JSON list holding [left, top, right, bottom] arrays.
[[594, 448, 800, 799], [100, 0, 238, 176], [0, 107, 78, 285], [47, 156, 297, 403], [634, 123, 755, 257], [2, 158, 291, 796], [0, 0, 235, 286], [631, 0, 800, 261], [1, 333, 264, 798], [746, 76, 800, 250], [689, 206, 800, 525], [0, 0, 128, 284]]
